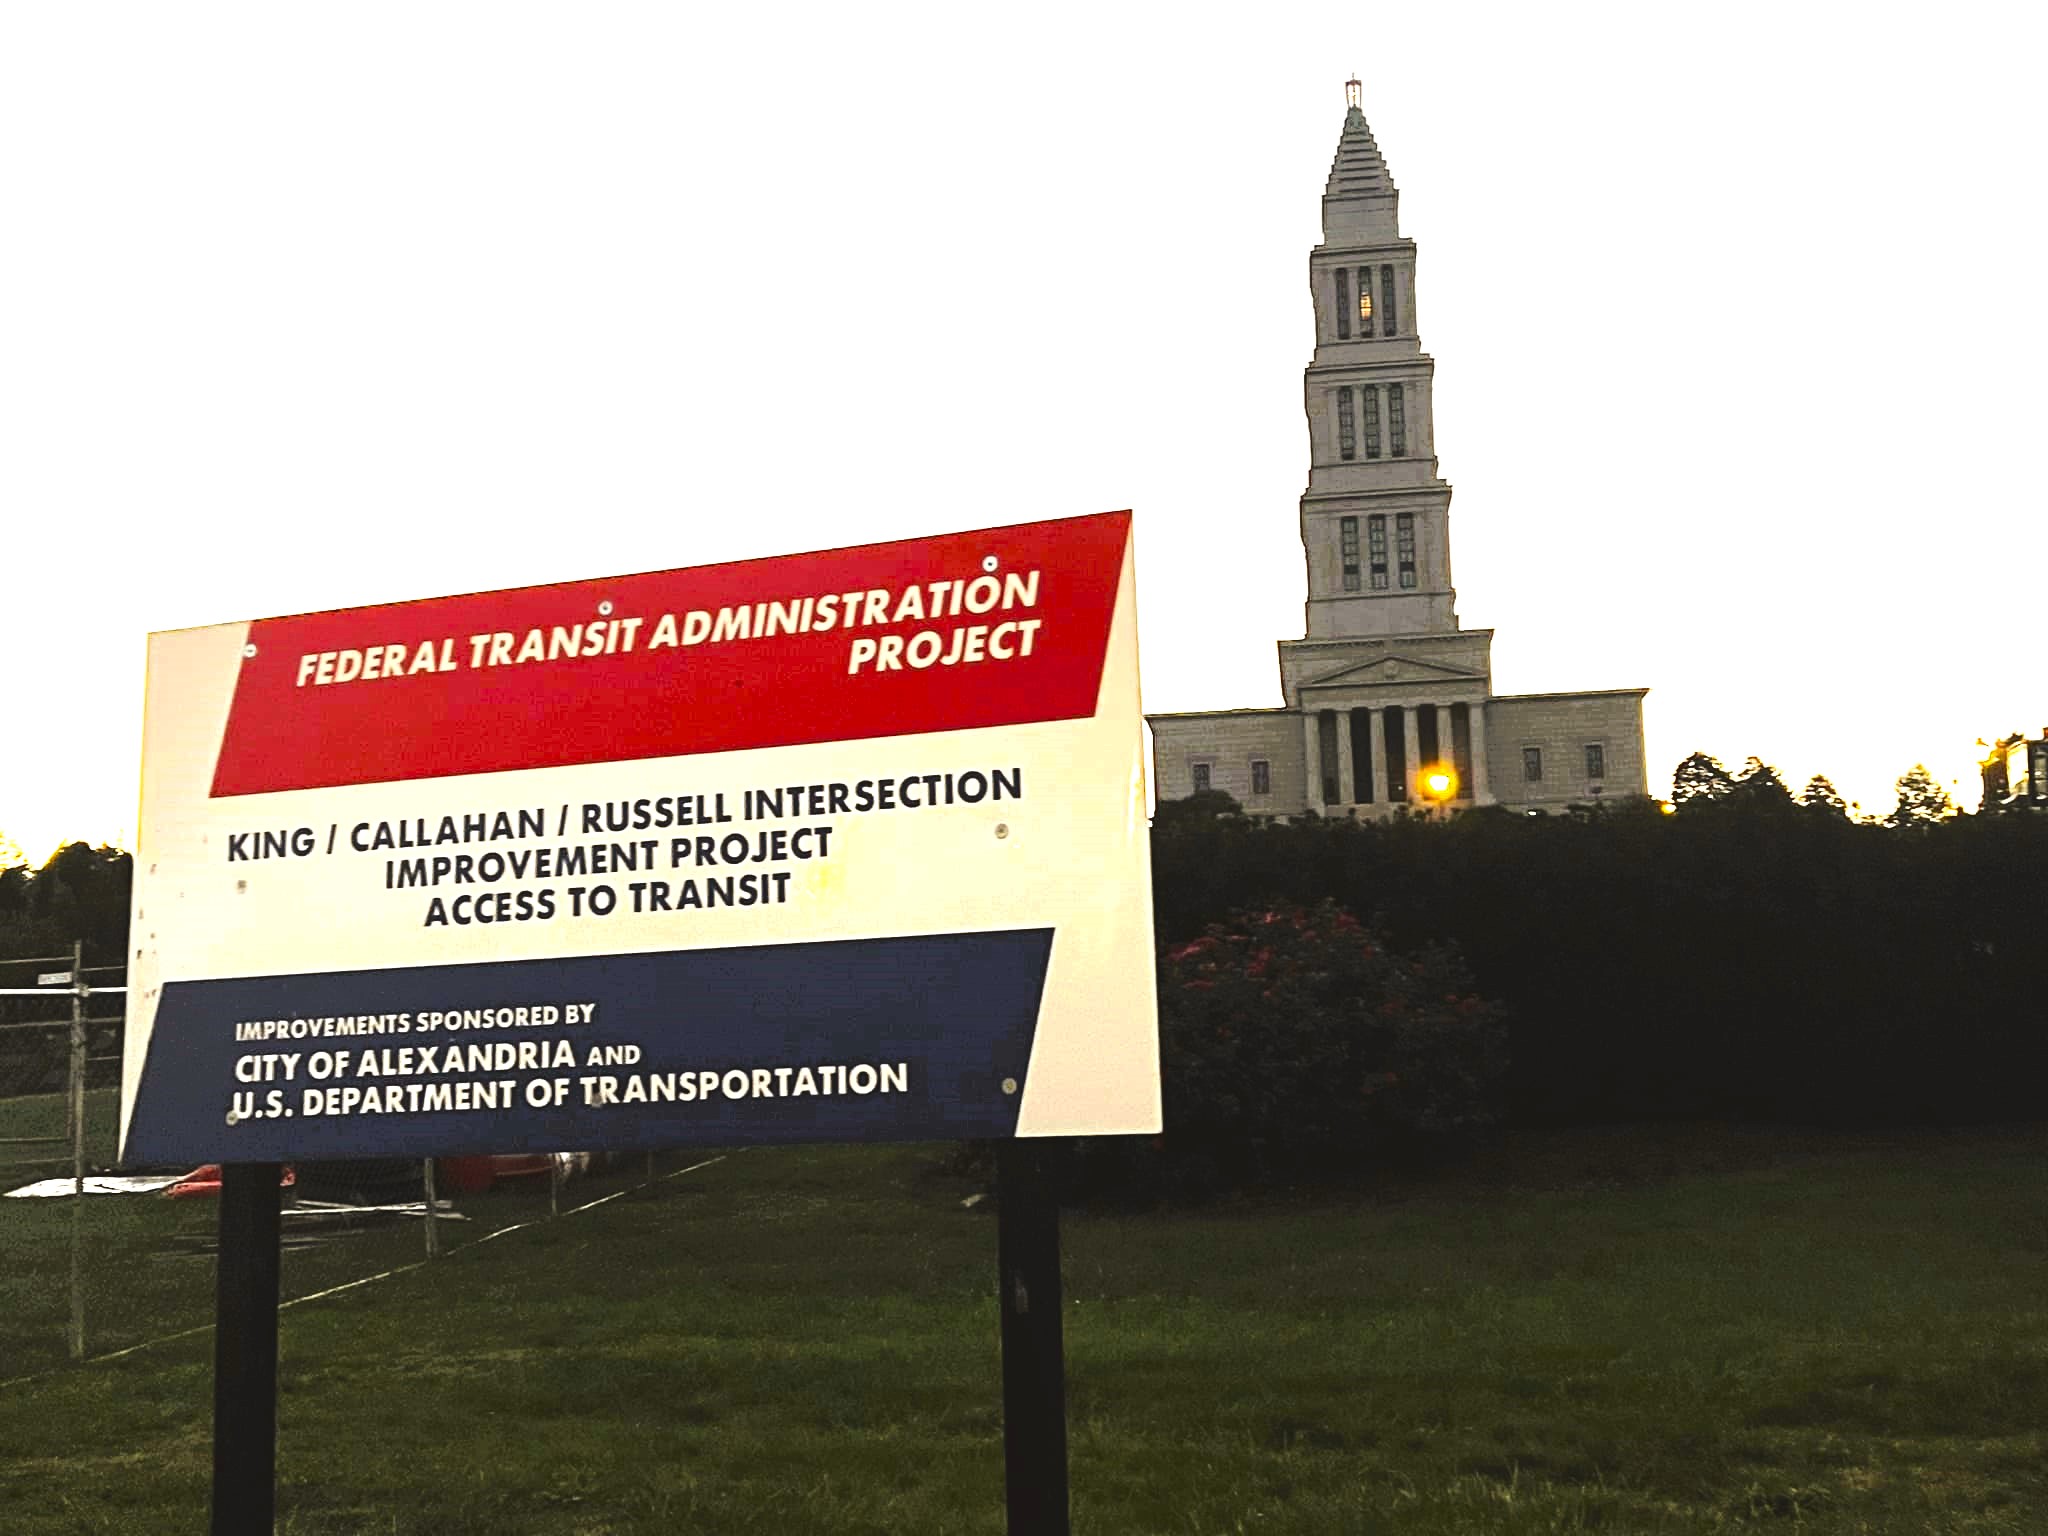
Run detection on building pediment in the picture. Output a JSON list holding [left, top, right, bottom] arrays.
[[1299, 653, 1487, 692]]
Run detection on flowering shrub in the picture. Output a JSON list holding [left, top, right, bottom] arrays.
[[1150, 900, 1507, 1189]]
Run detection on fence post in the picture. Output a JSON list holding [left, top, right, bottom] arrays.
[[68, 939, 86, 1363], [422, 1157, 441, 1259]]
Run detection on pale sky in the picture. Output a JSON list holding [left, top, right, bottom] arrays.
[[5, 3, 2043, 863]]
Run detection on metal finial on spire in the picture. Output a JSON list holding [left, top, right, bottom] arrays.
[[1345, 77, 1362, 110]]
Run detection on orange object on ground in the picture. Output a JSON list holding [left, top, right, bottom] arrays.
[[484, 1154, 557, 1180], [435, 1156, 497, 1195], [162, 1164, 297, 1200]]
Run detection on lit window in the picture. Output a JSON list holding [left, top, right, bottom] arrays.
[[1585, 744, 1605, 780], [1367, 515, 1388, 589], [1335, 269, 1351, 340], [1340, 516, 1360, 592], [1396, 512, 1416, 589], [1362, 386, 1381, 459], [1251, 760, 1271, 796], [1192, 763, 1211, 792], [1337, 387, 1355, 461], [1389, 384, 1406, 456], [1381, 265, 1397, 336], [1523, 747, 1543, 782], [1358, 266, 1372, 327]]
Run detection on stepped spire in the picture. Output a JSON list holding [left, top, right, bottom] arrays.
[[1322, 80, 1399, 243]]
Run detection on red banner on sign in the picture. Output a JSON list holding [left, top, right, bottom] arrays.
[[208, 511, 1129, 797]]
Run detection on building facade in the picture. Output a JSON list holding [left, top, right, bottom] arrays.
[[1980, 730, 2048, 810], [1150, 83, 1649, 817]]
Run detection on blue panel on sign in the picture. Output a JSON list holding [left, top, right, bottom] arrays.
[[123, 930, 1053, 1165]]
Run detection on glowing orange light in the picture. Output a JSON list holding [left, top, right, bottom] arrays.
[[1423, 766, 1457, 801]]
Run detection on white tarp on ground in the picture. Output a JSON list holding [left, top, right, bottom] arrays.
[[5, 1175, 184, 1198]]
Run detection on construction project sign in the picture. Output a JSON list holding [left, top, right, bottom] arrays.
[[120, 512, 1158, 1163]]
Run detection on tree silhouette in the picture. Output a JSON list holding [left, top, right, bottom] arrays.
[[0, 832, 25, 919], [1672, 751, 1734, 806], [1730, 756, 1793, 806], [22, 842, 132, 954], [1799, 775, 1849, 818], [1886, 765, 1956, 828]]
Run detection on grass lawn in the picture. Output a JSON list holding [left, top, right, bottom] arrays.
[[1, 1121, 2045, 1533]]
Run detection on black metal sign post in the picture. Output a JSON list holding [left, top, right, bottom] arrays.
[[997, 1138, 1071, 1536], [212, 1162, 284, 1536]]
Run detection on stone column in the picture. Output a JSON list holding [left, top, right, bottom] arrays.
[[1301, 711, 1323, 814], [1401, 705, 1422, 806], [1335, 709, 1356, 809], [1435, 704, 1457, 793], [1368, 707, 1388, 805], [1469, 703, 1492, 805]]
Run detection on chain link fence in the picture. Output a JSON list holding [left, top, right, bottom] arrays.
[[1, 945, 707, 1382]]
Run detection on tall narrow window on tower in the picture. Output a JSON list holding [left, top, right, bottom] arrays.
[[1337, 387, 1356, 461], [1389, 384, 1407, 456], [1367, 515, 1388, 589], [1380, 265, 1398, 336], [1340, 516, 1361, 591], [1396, 513, 1416, 588], [1334, 269, 1351, 340], [1362, 386, 1382, 459], [1357, 267, 1373, 329]]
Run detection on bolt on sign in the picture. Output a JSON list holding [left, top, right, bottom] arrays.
[[121, 512, 1159, 1163]]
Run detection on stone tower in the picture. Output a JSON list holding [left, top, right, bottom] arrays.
[[1300, 81, 1456, 642], [1149, 83, 1650, 818]]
